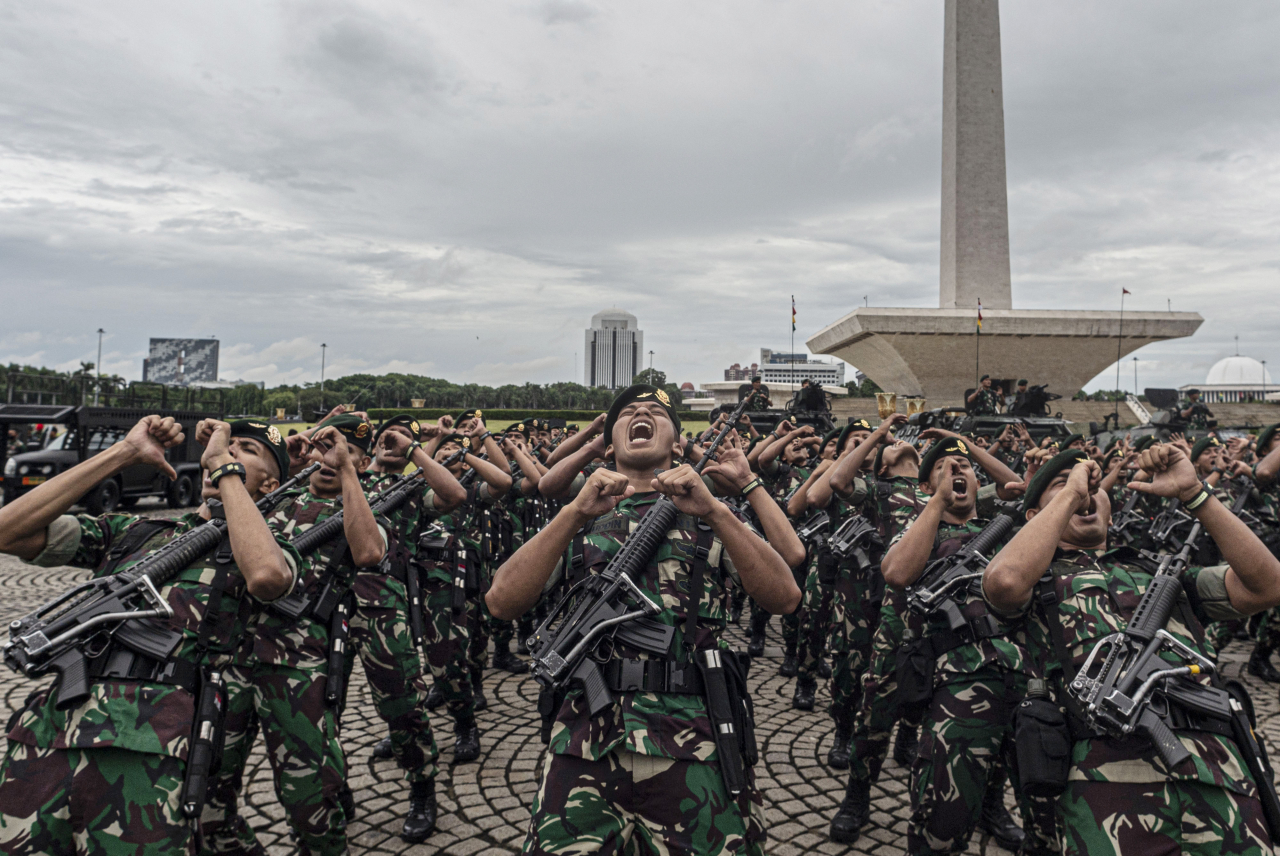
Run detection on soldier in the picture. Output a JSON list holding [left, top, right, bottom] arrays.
[[743, 375, 772, 410], [488, 384, 800, 856], [242, 414, 387, 855], [984, 446, 1280, 855], [359, 414, 469, 841], [0, 417, 296, 856], [966, 375, 1001, 416], [878, 436, 1044, 854], [1178, 388, 1214, 430], [1240, 424, 1280, 682]]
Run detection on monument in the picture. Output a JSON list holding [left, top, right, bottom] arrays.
[[808, 0, 1201, 403]]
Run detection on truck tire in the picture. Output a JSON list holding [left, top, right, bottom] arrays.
[[167, 472, 197, 509], [86, 480, 121, 515]]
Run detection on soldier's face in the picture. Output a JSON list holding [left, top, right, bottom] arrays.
[[879, 441, 919, 477], [1033, 472, 1110, 549], [374, 425, 414, 467], [435, 441, 467, 476], [308, 440, 368, 497], [926, 456, 977, 514], [1194, 449, 1219, 476], [1263, 436, 1279, 458], [821, 439, 838, 460], [982, 379, 992, 389], [610, 401, 677, 468], [203, 437, 280, 502], [783, 440, 807, 464], [1068, 439, 1086, 450]]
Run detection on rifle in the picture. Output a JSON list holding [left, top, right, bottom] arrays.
[[904, 504, 1020, 632], [525, 394, 752, 716], [1068, 487, 1253, 770], [1107, 490, 1147, 547], [828, 514, 884, 572], [4, 463, 320, 710]]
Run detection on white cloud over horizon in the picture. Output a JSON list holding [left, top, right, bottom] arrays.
[[1, 1, 1278, 396]]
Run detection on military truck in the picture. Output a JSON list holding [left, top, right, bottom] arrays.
[[896, 407, 1074, 446], [0, 404, 219, 513]]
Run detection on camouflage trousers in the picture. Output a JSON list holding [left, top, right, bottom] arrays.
[[0, 742, 190, 856], [420, 571, 475, 721], [850, 589, 913, 786], [909, 673, 1058, 855], [347, 600, 439, 783], [826, 566, 881, 718], [795, 556, 833, 681], [200, 662, 347, 856], [1058, 780, 1270, 856], [1254, 605, 1280, 651], [1205, 620, 1245, 659], [466, 567, 494, 675], [522, 750, 765, 856]]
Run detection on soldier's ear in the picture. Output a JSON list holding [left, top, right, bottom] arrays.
[[359, 454, 371, 470], [604, 443, 615, 461], [258, 475, 281, 499]]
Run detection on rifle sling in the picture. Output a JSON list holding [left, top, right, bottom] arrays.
[[101, 518, 180, 576], [682, 523, 715, 661]]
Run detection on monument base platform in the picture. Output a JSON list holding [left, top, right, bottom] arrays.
[[807, 307, 1203, 404]]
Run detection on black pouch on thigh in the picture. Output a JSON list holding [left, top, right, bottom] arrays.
[[895, 638, 935, 717], [1012, 682, 1071, 797], [816, 548, 840, 587]]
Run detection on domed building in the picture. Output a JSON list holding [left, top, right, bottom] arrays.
[[1179, 355, 1275, 403]]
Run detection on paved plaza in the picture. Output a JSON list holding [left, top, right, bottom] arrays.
[[1, 504, 1277, 855]]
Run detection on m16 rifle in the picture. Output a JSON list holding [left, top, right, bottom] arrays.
[[4, 463, 321, 710], [1107, 491, 1148, 547], [904, 504, 1020, 632], [828, 514, 884, 576], [525, 394, 752, 717]]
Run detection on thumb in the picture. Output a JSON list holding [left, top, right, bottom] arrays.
[[1127, 481, 1156, 494], [161, 460, 178, 480], [1003, 481, 1026, 495]]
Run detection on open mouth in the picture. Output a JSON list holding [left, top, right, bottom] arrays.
[[951, 477, 968, 498], [319, 466, 337, 479], [628, 418, 655, 445]]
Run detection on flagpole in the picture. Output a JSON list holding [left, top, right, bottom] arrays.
[[791, 295, 796, 392], [975, 299, 981, 391], [1114, 289, 1126, 426]]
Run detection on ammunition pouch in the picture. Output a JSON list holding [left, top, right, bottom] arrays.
[[1013, 694, 1072, 797], [895, 614, 1004, 715], [87, 644, 201, 694]]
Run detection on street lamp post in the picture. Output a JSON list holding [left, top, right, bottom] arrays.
[[1132, 357, 1139, 401], [320, 343, 327, 413], [648, 350, 654, 385], [95, 328, 104, 406]]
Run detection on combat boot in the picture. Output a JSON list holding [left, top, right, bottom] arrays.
[[977, 786, 1025, 852], [425, 682, 444, 710], [492, 641, 529, 675], [892, 722, 919, 767], [829, 778, 870, 844], [337, 782, 356, 826], [779, 641, 799, 678], [1248, 643, 1280, 683], [793, 674, 816, 711], [453, 715, 481, 763], [818, 657, 832, 679], [471, 668, 489, 712], [372, 735, 394, 760], [400, 779, 437, 843], [827, 711, 852, 769]]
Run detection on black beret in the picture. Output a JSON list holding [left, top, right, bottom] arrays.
[[838, 420, 873, 455], [980, 374, 990, 382], [505, 421, 531, 439], [440, 433, 472, 452], [917, 435, 974, 484], [229, 419, 289, 481], [455, 409, 482, 425], [377, 414, 421, 445], [1017, 379, 1028, 386], [1062, 433, 1085, 449], [1191, 435, 1222, 462], [1022, 449, 1091, 513], [1258, 424, 1280, 455], [819, 427, 840, 452], [1133, 435, 1158, 453], [603, 384, 681, 450], [1187, 389, 1201, 396], [319, 414, 373, 453], [566, 424, 579, 432]]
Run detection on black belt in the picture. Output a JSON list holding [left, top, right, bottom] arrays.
[[90, 646, 201, 694], [602, 658, 704, 695]]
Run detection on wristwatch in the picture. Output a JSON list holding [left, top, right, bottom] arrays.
[[209, 461, 247, 487]]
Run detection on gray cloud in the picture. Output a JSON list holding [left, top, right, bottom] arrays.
[[0, 1, 1277, 396]]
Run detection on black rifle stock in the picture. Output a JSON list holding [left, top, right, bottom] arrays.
[[526, 395, 752, 715], [4, 464, 320, 709]]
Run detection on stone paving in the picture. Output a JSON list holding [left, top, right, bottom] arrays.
[[0, 502, 1277, 855]]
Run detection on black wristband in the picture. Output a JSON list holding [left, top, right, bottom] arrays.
[[209, 461, 247, 487], [739, 477, 763, 498]]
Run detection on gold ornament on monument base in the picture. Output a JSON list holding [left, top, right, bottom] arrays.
[[875, 392, 898, 419]]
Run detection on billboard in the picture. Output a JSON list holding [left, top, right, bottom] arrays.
[[142, 338, 219, 386]]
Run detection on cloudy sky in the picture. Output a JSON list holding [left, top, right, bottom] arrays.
[[2, 1, 1277, 393]]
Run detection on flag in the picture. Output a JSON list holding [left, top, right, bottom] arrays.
[[1122, 288, 1131, 295], [977, 299, 983, 331], [791, 296, 796, 332]]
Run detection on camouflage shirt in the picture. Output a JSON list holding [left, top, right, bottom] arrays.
[[1011, 548, 1256, 796], [258, 489, 385, 667], [969, 387, 1001, 416], [12, 510, 299, 758], [890, 516, 1030, 684], [547, 492, 741, 763]]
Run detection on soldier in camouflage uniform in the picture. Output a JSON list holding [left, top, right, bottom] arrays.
[[1246, 424, 1280, 681], [419, 425, 512, 762], [966, 375, 1001, 417], [0, 417, 297, 856], [225, 415, 386, 856], [356, 414, 471, 841], [1178, 388, 1214, 431], [487, 384, 800, 856], [984, 446, 1280, 855]]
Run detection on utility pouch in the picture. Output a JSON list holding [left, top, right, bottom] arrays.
[[895, 638, 935, 715], [536, 685, 565, 745], [1013, 681, 1072, 797], [816, 548, 840, 587], [180, 668, 228, 820]]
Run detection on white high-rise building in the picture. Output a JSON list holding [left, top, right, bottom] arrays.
[[584, 309, 643, 390]]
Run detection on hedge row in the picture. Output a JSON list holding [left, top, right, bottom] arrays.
[[364, 408, 700, 422]]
